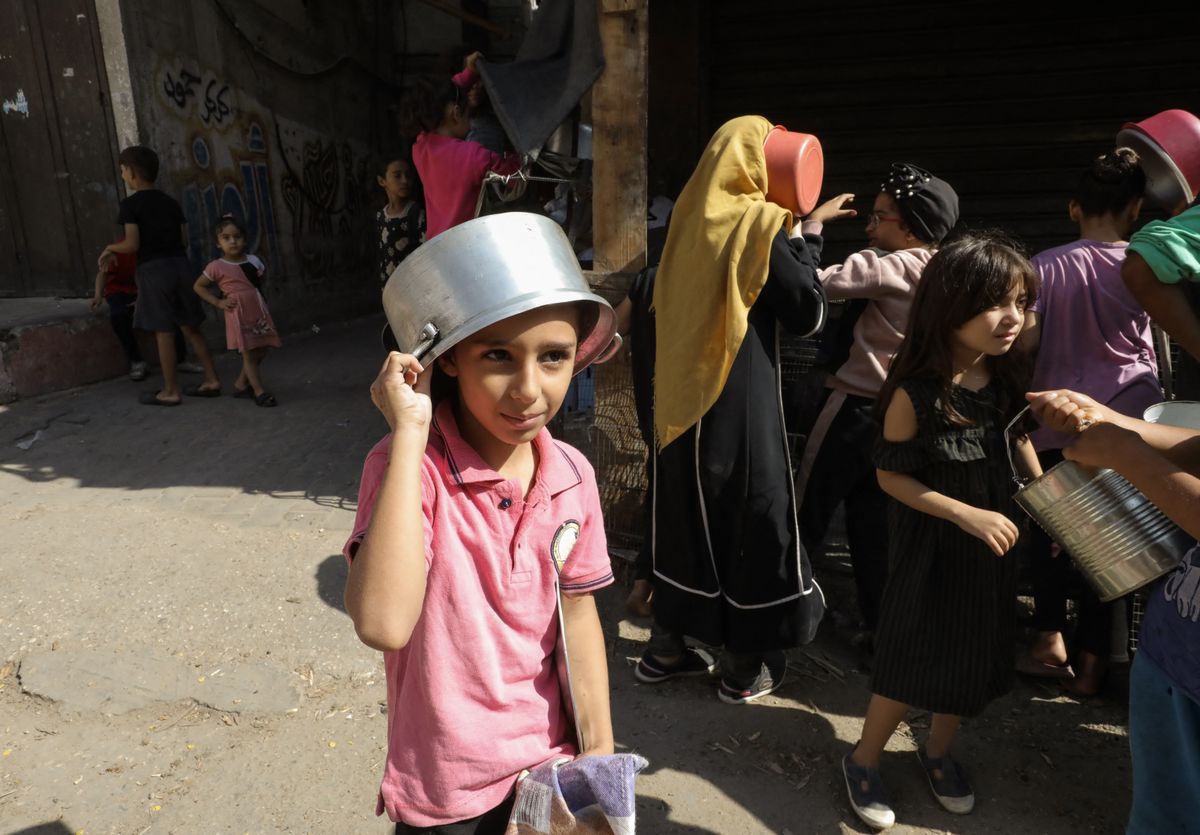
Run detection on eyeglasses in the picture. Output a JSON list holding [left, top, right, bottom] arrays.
[[866, 211, 902, 227]]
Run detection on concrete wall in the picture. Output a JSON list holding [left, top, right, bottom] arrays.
[[94, 0, 467, 334]]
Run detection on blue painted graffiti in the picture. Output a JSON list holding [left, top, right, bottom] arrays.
[[247, 122, 266, 153], [192, 136, 210, 169], [182, 158, 278, 272]]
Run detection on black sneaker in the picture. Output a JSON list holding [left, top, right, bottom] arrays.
[[843, 753, 896, 829], [634, 647, 716, 684], [916, 750, 974, 814], [717, 655, 786, 704]]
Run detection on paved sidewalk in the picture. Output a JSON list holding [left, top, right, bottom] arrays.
[[0, 316, 392, 833]]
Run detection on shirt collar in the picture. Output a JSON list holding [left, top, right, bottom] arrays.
[[430, 400, 582, 497]]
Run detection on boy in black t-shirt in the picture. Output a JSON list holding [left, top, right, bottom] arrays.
[[97, 146, 221, 406]]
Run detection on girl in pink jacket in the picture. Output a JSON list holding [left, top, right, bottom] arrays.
[[796, 164, 960, 638], [400, 52, 519, 239]]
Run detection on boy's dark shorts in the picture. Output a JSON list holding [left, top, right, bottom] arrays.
[[132, 256, 205, 332]]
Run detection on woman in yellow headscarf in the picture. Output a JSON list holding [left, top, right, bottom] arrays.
[[634, 116, 829, 703]]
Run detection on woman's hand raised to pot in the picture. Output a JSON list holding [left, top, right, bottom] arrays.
[[805, 193, 857, 226]]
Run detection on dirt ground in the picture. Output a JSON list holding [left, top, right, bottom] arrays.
[[0, 317, 1131, 834]]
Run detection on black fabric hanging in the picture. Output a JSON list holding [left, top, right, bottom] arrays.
[[478, 0, 605, 156]]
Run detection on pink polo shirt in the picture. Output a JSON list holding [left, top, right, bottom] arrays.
[[344, 400, 613, 826]]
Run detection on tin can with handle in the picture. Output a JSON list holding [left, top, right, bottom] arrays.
[[1006, 405, 1190, 602]]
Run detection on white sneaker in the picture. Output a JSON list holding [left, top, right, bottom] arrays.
[[129, 361, 148, 381], [177, 361, 204, 374]]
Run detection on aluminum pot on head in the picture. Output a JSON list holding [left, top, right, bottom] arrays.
[[381, 213, 619, 374]]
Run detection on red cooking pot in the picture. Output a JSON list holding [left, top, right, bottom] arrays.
[[1116, 109, 1200, 209], [764, 126, 824, 216]]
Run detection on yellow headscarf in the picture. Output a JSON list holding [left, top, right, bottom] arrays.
[[652, 116, 792, 447]]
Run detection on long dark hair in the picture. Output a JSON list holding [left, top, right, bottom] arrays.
[[877, 232, 1039, 426]]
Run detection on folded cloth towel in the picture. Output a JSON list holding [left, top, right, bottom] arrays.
[[1128, 203, 1200, 284], [505, 753, 648, 835]]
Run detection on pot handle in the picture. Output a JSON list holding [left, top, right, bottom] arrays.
[[1006, 400, 1100, 486], [409, 322, 440, 362], [1003, 405, 1032, 488], [591, 332, 623, 365]]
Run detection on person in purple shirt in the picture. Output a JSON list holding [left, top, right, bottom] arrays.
[[1017, 148, 1161, 694]]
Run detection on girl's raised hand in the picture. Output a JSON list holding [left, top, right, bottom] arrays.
[[370, 352, 432, 432], [805, 193, 856, 225], [956, 507, 1020, 556]]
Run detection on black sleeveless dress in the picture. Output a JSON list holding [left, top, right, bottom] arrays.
[[870, 377, 1022, 716]]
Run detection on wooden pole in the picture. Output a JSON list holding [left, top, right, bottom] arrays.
[[591, 0, 648, 276]]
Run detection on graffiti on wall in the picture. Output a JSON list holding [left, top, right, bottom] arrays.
[[181, 130, 278, 268], [162, 67, 233, 127], [156, 61, 280, 274], [279, 133, 371, 284], [156, 59, 371, 288]]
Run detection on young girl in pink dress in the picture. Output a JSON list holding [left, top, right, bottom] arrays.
[[193, 215, 281, 407]]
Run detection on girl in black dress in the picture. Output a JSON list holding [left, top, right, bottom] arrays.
[[842, 235, 1041, 830]]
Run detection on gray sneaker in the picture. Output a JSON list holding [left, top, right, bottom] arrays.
[[129, 361, 148, 381], [842, 753, 895, 829], [176, 360, 204, 374], [717, 654, 786, 704]]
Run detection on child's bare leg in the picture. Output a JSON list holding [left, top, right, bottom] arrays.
[[926, 712, 962, 760], [851, 694, 909, 768], [1033, 630, 1069, 666], [155, 330, 180, 399], [179, 323, 220, 389], [242, 348, 269, 396]]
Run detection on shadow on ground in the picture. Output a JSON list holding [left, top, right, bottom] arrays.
[[0, 317, 388, 512], [316, 553, 349, 613], [5, 823, 74, 835]]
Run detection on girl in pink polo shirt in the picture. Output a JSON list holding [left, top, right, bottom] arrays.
[[400, 52, 520, 240], [344, 301, 616, 833]]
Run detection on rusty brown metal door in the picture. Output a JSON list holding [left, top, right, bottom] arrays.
[[0, 0, 121, 298]]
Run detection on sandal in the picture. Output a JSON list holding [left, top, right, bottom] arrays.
[[232, 385, 255, 399], [917, 750, 974, 814], [634, 647, 715, 684], [139, 391, 181, 407], [255, 392, 278, 408], [184, 384, 221, 398]]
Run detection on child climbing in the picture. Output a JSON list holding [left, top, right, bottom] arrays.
[[400, 51, 520, 239]]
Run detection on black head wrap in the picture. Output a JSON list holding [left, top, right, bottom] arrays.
[[880, 163, 960, 245]]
